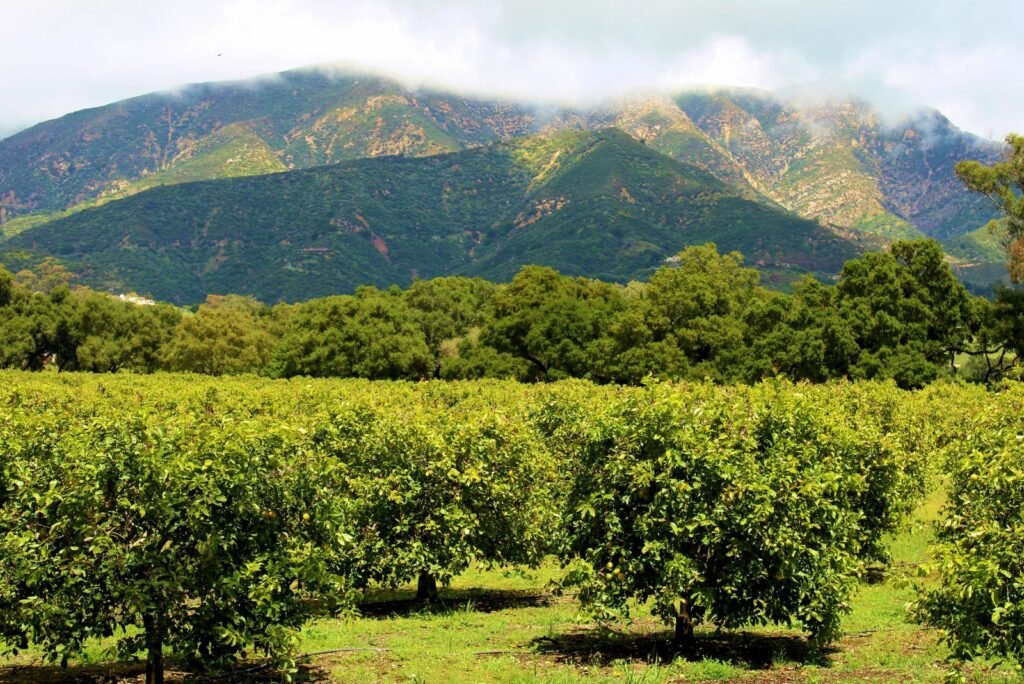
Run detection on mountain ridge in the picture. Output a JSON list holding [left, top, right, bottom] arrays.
[[0, 65, 1010, 297], [0, 66, 1002, 238], [2, 129, 858, 304]]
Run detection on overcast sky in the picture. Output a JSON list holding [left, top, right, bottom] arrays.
[[2, 0, 1020, 139]]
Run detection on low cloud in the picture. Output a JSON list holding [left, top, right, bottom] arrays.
[[1, 0, 1020, 139]]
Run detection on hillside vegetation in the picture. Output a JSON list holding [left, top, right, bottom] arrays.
[[1, 130, 856, 303], [0, 67, 1001, 244]]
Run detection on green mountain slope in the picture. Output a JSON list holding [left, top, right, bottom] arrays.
[[2, 130, 857, 304], [0, 123, 289, 238], [0, 68, 536, 221], [946, 219, 1010, 264], [943, 219, 1011, 294], [0, 66, 1002, 248]]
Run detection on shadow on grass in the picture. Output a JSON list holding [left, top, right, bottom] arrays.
[[358, 587, 553, 619], [531, 628, 835, 670], [0, 662, 152, 684], [0, 660, 332, 684]]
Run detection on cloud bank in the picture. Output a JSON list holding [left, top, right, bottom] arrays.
[[1, 0, 1020, 139]]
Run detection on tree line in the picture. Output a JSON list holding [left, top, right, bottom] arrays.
[[3, 239, 1022, 388]]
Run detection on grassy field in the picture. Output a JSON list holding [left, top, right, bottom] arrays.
[[1, 488, 1020, 683]]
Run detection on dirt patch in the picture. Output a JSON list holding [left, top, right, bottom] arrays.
[[0, 662, 188, 683], [692, 665, 910, 684]]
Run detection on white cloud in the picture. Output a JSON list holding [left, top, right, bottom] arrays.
[[846, 43, 1023, 140], [0, 0, 1020, 139]]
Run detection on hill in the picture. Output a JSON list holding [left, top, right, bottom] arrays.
[[0, 66, 1003, 246], [673, 93, 1002, 240], [0, 69, 535, 221], [2, 130, 857, 304]]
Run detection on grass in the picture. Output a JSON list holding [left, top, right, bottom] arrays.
[[2, 487, 1022, 683]]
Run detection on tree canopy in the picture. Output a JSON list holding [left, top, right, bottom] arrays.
[[0, 238, 1008, 388], [957, 133, 1024, 281]]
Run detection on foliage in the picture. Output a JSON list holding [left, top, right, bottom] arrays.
[[956, 134, 1024, 281], [835, 240, 975, 388], [744, 240, 979, 389], [13, 258, 76, 294], [63, 292, 181, 373], [270, 288, 433, 379], [0, 239, 1004, 388], [591, 244, 760, 383], [0, 391, 360, 682], [439, 334, 529, 381], [0, 285, 65, 370], [160, 295, 272, 375], [0, 370, 945, 678], [0, 266, 10, 307], [558, 381, 927, 647], [915, 384, 1024, 666], [314, 389, 558, 598], [403, 276, 498, 377], [481, 265, 627, 381]]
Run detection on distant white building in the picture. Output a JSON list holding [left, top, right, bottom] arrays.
[[118, 293, 156, 306]]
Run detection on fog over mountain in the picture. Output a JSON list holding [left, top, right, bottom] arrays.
[[2, 0, 1021, 140]]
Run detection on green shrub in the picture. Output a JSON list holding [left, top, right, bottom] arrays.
[[0, 407, 360, 683], [915, 386, 1024, 666], [560, 383, 868, 647]]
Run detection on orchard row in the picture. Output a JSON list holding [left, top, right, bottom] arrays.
[[0, 372, 1018, 680]]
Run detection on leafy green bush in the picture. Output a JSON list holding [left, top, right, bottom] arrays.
[[313, 391, 558, 599], [915, 386, 1024, 666], [560, 383, 868, 647], [808, 381, 931, 563], [0, 405, 360, 683]]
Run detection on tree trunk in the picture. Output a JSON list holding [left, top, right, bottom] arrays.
[[144, 613, 164, 684], [674, 606, 695, 651], [416, 571, 438, 602]]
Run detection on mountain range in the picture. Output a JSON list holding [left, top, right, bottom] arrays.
[[0, 66, 1008, 302]]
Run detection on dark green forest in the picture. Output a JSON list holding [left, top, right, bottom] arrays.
[[1, 130, 857, 303], [3, 238, 1022, 388]]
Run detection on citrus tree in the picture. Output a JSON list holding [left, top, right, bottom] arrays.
[[560, 383, 867, 648], [807, 381, 930, 564], [0, 408, 361, 683], [315, 390, 558, 600], [915, 386, 1024, 667]]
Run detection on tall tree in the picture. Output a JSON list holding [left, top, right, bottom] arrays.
[[160, 295, 274, 375], [271, 288, 432, 380], [741, 279, 858, 384], [60, 292, 181, 373], [592, 244, 760, 384], [481, 266, 626, 381], [403, 277, 498, 378], [836, 240, 975, 388], [957, 134, 1024, 281], [0, 285, 63, 371]]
